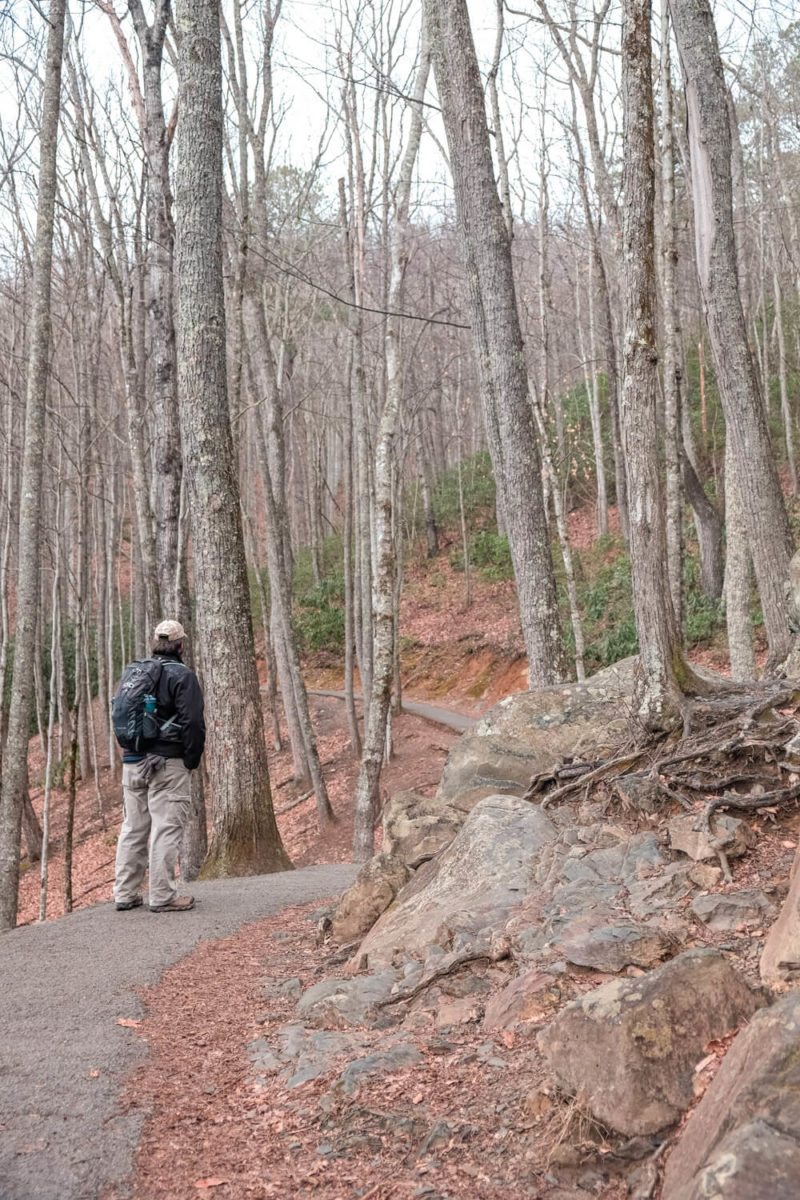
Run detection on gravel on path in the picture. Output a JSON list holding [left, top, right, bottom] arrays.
[[0, 864, 357, 1200]]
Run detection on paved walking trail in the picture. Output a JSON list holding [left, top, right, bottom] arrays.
[[0, 865, 357, 1200], [304, 688, 477, 732]]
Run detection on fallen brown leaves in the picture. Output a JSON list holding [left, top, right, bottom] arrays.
[[113, 900, 632, 1200]]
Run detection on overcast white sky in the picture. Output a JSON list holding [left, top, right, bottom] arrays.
[[0, 0, 797, 253]]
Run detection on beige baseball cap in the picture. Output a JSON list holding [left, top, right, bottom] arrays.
[[154, 619, 186, 642]]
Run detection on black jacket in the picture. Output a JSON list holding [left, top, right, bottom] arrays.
[[149, 651, 206, 770]]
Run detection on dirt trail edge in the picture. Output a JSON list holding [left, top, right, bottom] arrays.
[[0, 864, 357, 1200]]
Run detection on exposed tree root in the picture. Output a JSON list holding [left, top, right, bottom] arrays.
[[373, 937, 512, 1010], [525, 682, 800, 840]]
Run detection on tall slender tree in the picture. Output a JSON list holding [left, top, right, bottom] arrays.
[[0, 0, 67, 932], [352, 26, 431, 861], [175, 0, 290, 877], [670, 0, 794, 671], [422, 0, 567, 688], [620, 0, 691, 727]]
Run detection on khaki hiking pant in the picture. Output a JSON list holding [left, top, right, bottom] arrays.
[[114, 757, 191, 908]]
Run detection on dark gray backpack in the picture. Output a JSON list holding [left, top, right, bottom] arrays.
[[111, 658, 180, 752]]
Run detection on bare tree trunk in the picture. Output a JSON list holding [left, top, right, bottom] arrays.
[[63, 716, 78, 916], [417, 413, 439, 558], [670, 0, 793, 670], [568, 87, 629, 541], [175, 0, 290, 877], [682, 451, 724, 599], [423, 0, 566, 688], [621, 0, 686, 729], [724, 444, 756, 680], [39, 567, 60, 920], [660, 5, 685, 631], [22, 791, 43, 864], [245, 350, 309, 784], [128, 0, 183, 616], [342, 363, 361, 757], [352, 33, 430, 861], [575, 250, 608, 537], [0, 0, 67, 932], [772, 242, 797, 495], [247, 316, 333, 825]]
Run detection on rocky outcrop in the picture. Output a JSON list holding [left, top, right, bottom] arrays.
[[662, 991, 800, 1199], [334, 658, 735, 956], [510, 825, 683, 968], [556, 919, 670, 974], [538, 949, 764, 1137], [435, 657, 638, 810], [355, 794, 558, 968], [760, 842, 800, 986]]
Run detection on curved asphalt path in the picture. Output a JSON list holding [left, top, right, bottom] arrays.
[[297, 688, 477, 733], [0, 864, 357, 1200]]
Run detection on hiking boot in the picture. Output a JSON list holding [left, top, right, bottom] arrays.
[[149, 895, 195, 913], [115, 896, 144, 911]]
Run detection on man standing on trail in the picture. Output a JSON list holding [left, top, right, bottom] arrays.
[[113, 620, 205, 913]]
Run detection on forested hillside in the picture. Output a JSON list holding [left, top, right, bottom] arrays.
[[2, 0, 800, 926]]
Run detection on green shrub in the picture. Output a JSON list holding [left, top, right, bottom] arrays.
[[292, 535, 343, 598], [431, 451, 496, 529], [450, 530, 514, 580], [294, 571, 346, 652], [594, 615, 639, 663]]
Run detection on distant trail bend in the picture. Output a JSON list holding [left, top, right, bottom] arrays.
[[0, 864, 357, 1200], [262, 685, 478, 733]]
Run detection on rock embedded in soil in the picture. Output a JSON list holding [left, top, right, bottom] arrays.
[[336, 1040, 423, 1094], [537, 948, 764, 1137], [661, 990, 800, 1199], [690, 889, 773, 932], [354, 794, 557, 968], [626, 862, 694, 920], [296, 970, 398, 1028], [331, 852, 410, 945], [482, 969, 562, 1030], [556, 918, 671, 974], [668, 813, 754, 862], [248, 1024, 361, 1088], [688, 863, 723, 890]]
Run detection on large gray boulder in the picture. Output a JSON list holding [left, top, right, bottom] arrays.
[[355, 794, 558, 968], [538, 949, 764, 1137], [662, 991, 800, 1199], [435, 657, 639, 809]]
